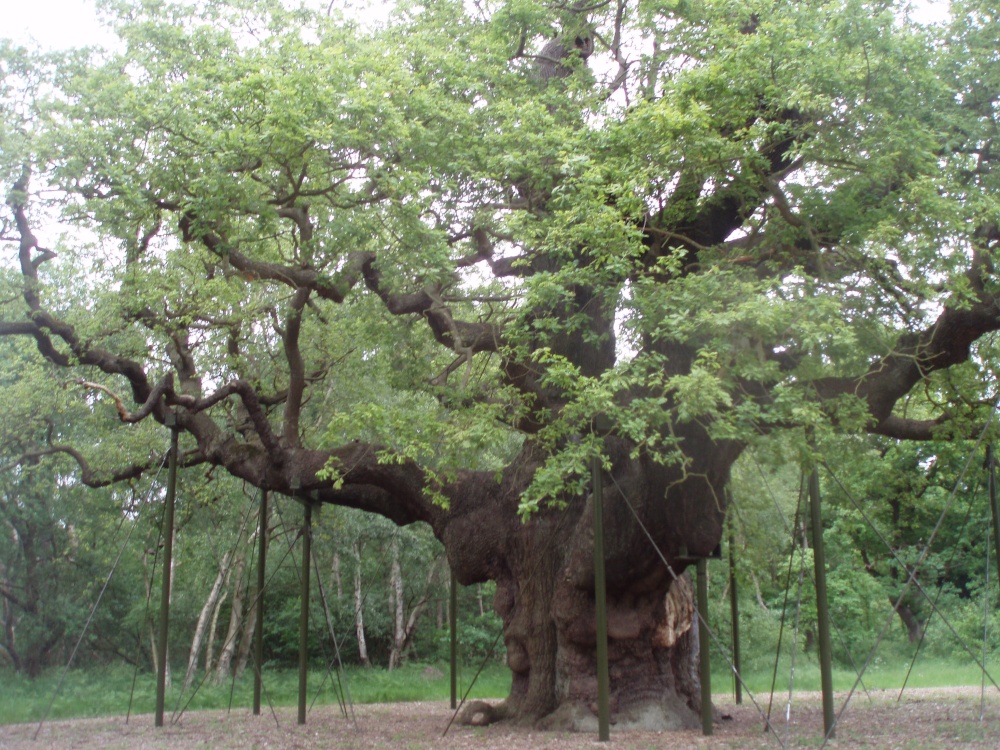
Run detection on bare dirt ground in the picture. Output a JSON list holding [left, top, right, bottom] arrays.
[[3, 687, 998, 749]]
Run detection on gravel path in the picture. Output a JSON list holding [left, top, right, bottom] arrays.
[[2, 687, 998, 749]]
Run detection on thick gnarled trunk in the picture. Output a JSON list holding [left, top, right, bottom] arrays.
[[489, 521, 704, 732], [447, 436, 738, 731]]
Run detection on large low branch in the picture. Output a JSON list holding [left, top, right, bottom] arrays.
[[16, 443, 205, 488], [76, 375, 173, 424], [814, 291, 1000, 439], [869, 414, 949, 441], [360, 257, 502, 354], [0, 314, 156, 409], [176, 209, 374, 303], [176, 380, 283, 457], [3, 206, 461, 524], [641, 107, 809, 270], [282, 287, 310, 447], [264, 443, 451, 529], [178, 206, 505, 366]]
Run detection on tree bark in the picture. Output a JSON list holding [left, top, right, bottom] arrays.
[[1, 568, 19, 672], [331, 551, 342, 603], [0, 511, 67, 677], [214, 551, 248, 683], [387, 535, 405, 671], [396, 555, 443, 665], [234, 596, 256, 679], [447, 435, 737, 731], [893, 600, 923, 643], [204, 581, 226, 673], [236, 516, 268, 680], [142, 547, 170, 687], [184, 551, 231, 691], [748, 569, 769, 611], [352, 541, 370, 668], [234, 539, 259, 680]]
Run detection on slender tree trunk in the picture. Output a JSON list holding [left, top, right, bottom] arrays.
[[331, 551, 342, 603], [1, 567, 19, 672], [893, 600, 923, 643], [143, 547, 170, 686], [352, 540, 370, 668], [717, 578, 730, 604], [234, 600, 256, 678], [19, 526, 42, 677], [204, 582, 226, 673], [236, 520, 266, 679], [396, 556, 442, 663], [387, 535, 405, 670], [184, 551, 231, 691], [214, 551, 248, 682], [148, 620, 162, 682], [749, 569, 769, 611]]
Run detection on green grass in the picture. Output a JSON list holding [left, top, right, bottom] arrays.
[[712, 656, 1000, 695], [0, 662, 511, 726], [4, 656, 995, 726]]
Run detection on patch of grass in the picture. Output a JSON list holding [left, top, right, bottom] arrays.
[[0, 662, 510, 726], [4, 656, 993, 725], [712, 655, 1000, 695]]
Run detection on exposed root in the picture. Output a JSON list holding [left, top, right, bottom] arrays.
[[535, 697, 700, 733], [457, 700, 507, 727]]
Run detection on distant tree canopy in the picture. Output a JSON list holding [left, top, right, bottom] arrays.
[[1, 0, 999, 731]]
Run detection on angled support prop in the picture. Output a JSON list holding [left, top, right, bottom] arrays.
[[808, 437, 835, 740], [155, 413, 180, 728], [728, 524, 742, 704], [592, 450, 610, 742], [253, 490, 269, 716], [450, 569, 458, 710], [297, 489, 313, 725]]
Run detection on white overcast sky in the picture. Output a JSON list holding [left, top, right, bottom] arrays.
[[5, 0, 952, 51], [5, 0, 118, 50]]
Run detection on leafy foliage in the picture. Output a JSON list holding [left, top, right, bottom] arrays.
[[3, 0, 1000, 726]]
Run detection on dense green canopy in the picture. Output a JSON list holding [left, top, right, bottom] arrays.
[[2, 0, 999, 729]]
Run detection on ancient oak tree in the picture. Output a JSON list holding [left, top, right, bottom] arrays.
[[2, 0, 999, 731]]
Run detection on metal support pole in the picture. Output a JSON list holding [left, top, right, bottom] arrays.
[[592, 453, 610, 742], [253, 490, 268, 716], [696, 558, 713, 736], [728, 523, 742, 705], [808, 461, 835, 739], [987, 444, 999, 723], [982, 524, 990, 721], [988, 446, 1000, 589], [298, 500, 312, 725], [450, 569, 458, 709], [155, 417, 179, 728]]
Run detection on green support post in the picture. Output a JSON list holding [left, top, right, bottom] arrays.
[[253, 490, 268, 716], [298, 499, 312, 726], [808, 463, 835, 739], [450, 569, 458, 709], [155, 416, 179, 728], [592, 453, 610, 742], [696, 558, 713, 736], [988, 446, 1000, 589], [728, 524, 742, 705]]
